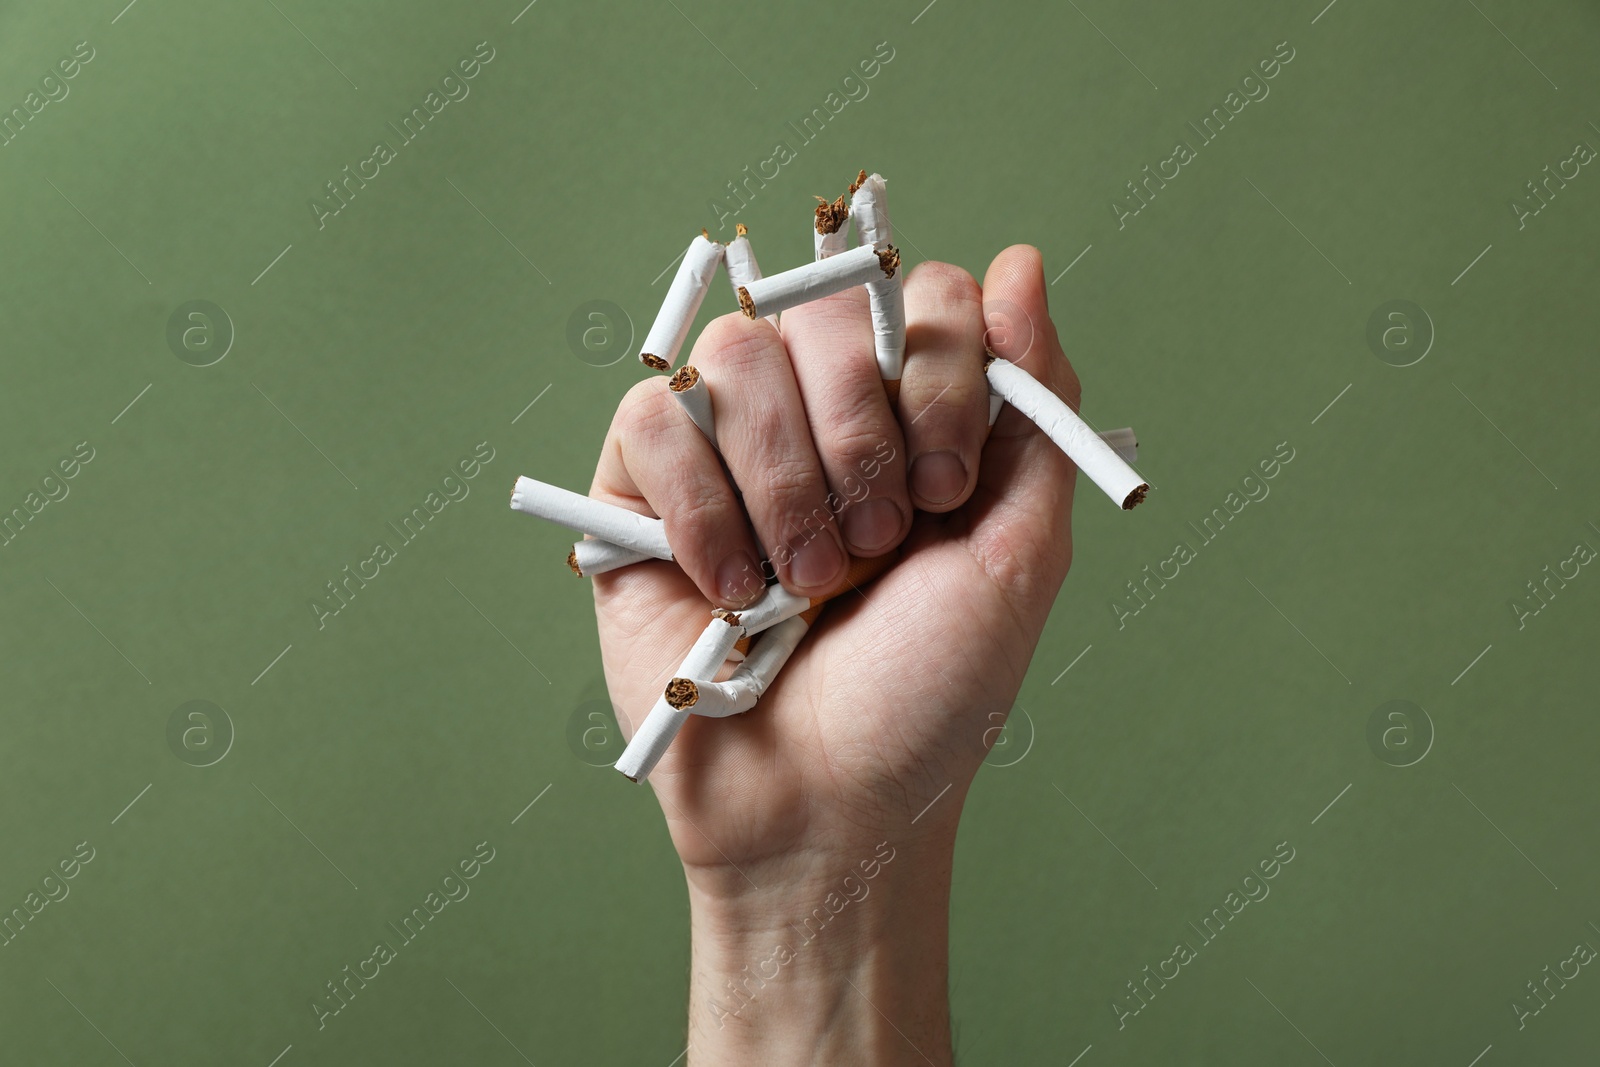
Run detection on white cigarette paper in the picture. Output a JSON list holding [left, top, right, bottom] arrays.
[[640, 232, 723, 371], [669, 365, 717, 445], [569, 538, 653, 577], [984, 359, 1149, 510], [849, 171, 891, 247], [738, 242, 898, 321], [814, 194, 851, 261], [614, 612, 747, 781], [846, 173, 906, 380], [724, 223, 778, 329], [510, 476, 674, 558], [669, 614, 809, 718]]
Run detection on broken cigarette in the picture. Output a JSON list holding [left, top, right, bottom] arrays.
[[814, 193, 851, 261], [984, 358, 1148, 510], [569, 538, 653, 577], [510, 476, 673, 559], [614, 610, 747, 781], [665, 613, 809, 718], [640, 232, 723, 371], [725, 222, 778, 329], [668, 365, 717, 445], [738, 242, 899, 321], [850, 172, 907, 382]]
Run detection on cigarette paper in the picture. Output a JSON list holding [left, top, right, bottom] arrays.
[[569, 538, 653, 577], [669, 365, 717, 445], [848, 171, 891, 247], [814, 193, 851, 261], [666, 613, 810, 718], [865, 271, 906, 381], [640, 232, 723, 371], [725, 224, 778, 329], [614, 611, 747, 781], [844, 172, 906, 380], [738, 242, 899, 321], [988, 391, 1005, 427], [984, 359, 1148, 510], [510, 476, 674, 558]]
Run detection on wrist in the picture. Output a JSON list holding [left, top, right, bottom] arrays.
[[684, 832, 957, 1066]]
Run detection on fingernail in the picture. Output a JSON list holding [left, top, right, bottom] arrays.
[[788, 531, 843, 591], [841, 498, 902, 553], [910, 451, 967, 505], [717, 551, 764, 607]]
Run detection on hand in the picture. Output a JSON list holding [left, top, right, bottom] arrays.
[[589, 245, 1081, 1065]]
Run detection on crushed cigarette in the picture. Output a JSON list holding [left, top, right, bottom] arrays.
[[738, 242, 897, 321], [669, 612, 810, 717], [510, 476, 674, 558], [614, 612, 747, 781], [984, 359, 1148, 510], [640, 232, 723, 371]]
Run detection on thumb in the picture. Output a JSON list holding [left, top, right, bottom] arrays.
[[963, 245, 1079, 605]]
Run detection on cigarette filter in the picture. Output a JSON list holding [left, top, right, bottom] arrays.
[[510, 476, 674, 558], [814, 193, 851, 261], [984, 359, 1148, 510], [614, 611, 747, 781], [738, 242, 898, 321], [569, 538, 654, 577], [666, 613, 810, 718], [640, 232, 723, 371], [669, 365, 717, 445]]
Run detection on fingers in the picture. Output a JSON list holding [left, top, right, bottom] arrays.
[[968, 245, 1080, 594], [692, 313, 850, 597], [778, 287, 910, 557], [591, 376, 766, 609], [899, 263, 990, 512]]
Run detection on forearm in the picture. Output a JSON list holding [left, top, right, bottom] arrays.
[[684, 836, 956, 1066]]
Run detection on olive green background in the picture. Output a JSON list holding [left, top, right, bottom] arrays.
[[3, 0, 1597, 1063]]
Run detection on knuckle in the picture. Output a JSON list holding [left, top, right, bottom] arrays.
[[823, 421, 901, 476], [758, 452, 822, 506], [696, 314, 778, 375], [904, 377, 985, 436], [620, 378, 679, 440], [669, 480, 736, 545], [911, 261, 982, 310]]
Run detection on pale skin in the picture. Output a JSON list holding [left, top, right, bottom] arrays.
[[590, 245, 1080, 1065]]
